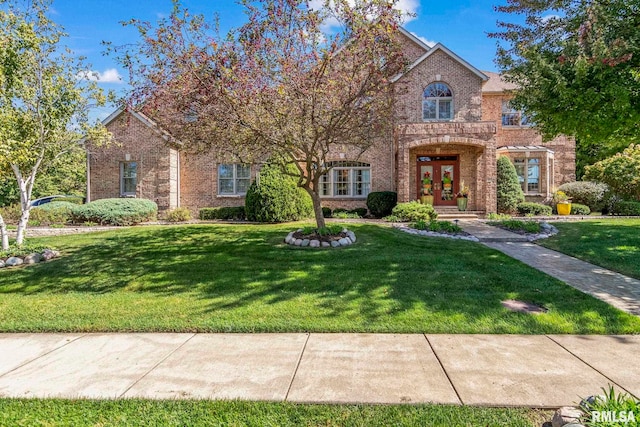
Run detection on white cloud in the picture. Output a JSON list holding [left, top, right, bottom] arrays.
[[77, 68, 123, 84], [541, 14, 561, 23], [411, 32, 436, 48], [309, 0, 420, 31]]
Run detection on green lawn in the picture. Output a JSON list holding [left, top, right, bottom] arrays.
[[1, 223, 639, 333], [0, 399, 551, 427], [538, 219, 640, 280]]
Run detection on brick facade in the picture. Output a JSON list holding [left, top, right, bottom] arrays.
[[88, 111, 179, 211], [89, 28, 576, 216]]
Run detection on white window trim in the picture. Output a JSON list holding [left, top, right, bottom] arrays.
[[514, 158, 541, 194], [320, 163, 371, 199], [218, 163, 251, 196], [120, 162, 137, 197], [422, 83, 454, 122]]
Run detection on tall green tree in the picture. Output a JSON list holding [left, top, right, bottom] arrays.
[[111, 0, 408, 229], [0, 0, 109, 245], [491, 0, 640, 170]]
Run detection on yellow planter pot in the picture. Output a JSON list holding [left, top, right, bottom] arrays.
[[557, 203, 571, 215], [421, 195, 434, 205]]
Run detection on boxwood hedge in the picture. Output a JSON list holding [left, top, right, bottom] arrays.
[[70, 198, 157, 226]]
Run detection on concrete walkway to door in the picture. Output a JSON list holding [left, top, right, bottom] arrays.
[[458, 220, 640, 316]]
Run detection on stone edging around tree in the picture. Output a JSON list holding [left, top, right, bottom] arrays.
[[0, 249, 60, 269], [284, 228, 356, 248]]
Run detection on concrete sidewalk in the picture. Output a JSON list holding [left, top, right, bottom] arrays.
[[459, 221, 640, 316], [1, 333, 638, 407]]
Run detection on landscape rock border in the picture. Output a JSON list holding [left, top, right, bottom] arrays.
[[394, 224, 480, 242], [284, 228, 357, 248], [0, 249, 60, 269]]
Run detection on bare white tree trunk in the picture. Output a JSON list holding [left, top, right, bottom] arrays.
[[12, 164, 37, 246], [0, 213, 9, 251]]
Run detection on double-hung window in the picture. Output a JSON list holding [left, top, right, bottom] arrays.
[[514, 158, 540, 193], [120, 162, 137, 197], [218, 164, 251, 195], [502, 101, 532, 127], [320, 162, 371, 198], [422, 83, 453, 121]]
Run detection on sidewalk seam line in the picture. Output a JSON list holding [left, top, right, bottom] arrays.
[[0, 333, 88, 379], [424, 334, 464, 405], [284, 332, 310, 402], [545, 335, 636, 398], [118, 333, 197, 398]]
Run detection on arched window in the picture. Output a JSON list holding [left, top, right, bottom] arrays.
[[319, 161, 371, 198], [422, 83, 453, 121]]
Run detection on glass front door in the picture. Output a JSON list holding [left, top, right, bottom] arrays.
[[417, 156, 459, 206]]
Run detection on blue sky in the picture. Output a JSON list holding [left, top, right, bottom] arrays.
[[48, 0, 512, 119]]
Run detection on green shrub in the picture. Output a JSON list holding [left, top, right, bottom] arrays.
[[558, 181, 609, 212], [244, 163, 313, 222], [382, 214, 401, 222], [487, 212, 511, 220], [322, 207, 332, 218], [579, 385, 639, 427], [490, 219, 541, 234], [30, 202, 76, 225], [570, 203, 591, 215], [610, 200, 640, 216], [165, 207, 192, 222], [349, 208, 367, 217], [412, 220, 462, 233], [584, 144, 640, 201], [496, 156, 525, 213], [199, 206, 246, 220], [333, 211, 361, 219], [391, 201, 438, 222], [516, 202, 552, 216], [366, 191, 397, 217], [0, 204, 21, 222], [71, 198, 157, 226]]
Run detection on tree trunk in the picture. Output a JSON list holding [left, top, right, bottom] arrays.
[[13, 167, 34, 247], [15, 207, 30, 246], [307, 189, 326, 229], [0, 213, 9, 251]]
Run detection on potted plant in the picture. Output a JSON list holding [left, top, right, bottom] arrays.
[[554, 190, 572, 215], [456, 180, 470, 211], [421, 171, 434, 205]]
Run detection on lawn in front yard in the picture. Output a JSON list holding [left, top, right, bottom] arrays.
[[0, 399, 552, 427], [1, 223, 638, 333], [538, 219, 640, 280]]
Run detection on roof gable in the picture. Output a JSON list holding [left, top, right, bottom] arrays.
[[397, 27, 432, 53], [102, 108, 181, 146], [391, 43, 488, 83]]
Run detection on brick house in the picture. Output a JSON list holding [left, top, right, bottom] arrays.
[[87, 27, 575, 215]]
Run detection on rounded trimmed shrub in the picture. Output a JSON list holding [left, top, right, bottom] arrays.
[[497, 156, 525, 213], [570, 203, 591, 215], [584, 144, 640, 201], [244, 163, 313, 223], [366, 191, 398, 217], [391, 201, 438, 222], [165, 207, 192, 222], [516, 202, 553, 216], [322, 207, 332, 218], [199, 206, 245, 220], [610, 200, 640, 216], [71, 198, 157, 226], [558, 181, 608, 212]]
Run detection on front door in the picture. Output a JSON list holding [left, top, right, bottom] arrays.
[[417, 156, 459, 206]]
